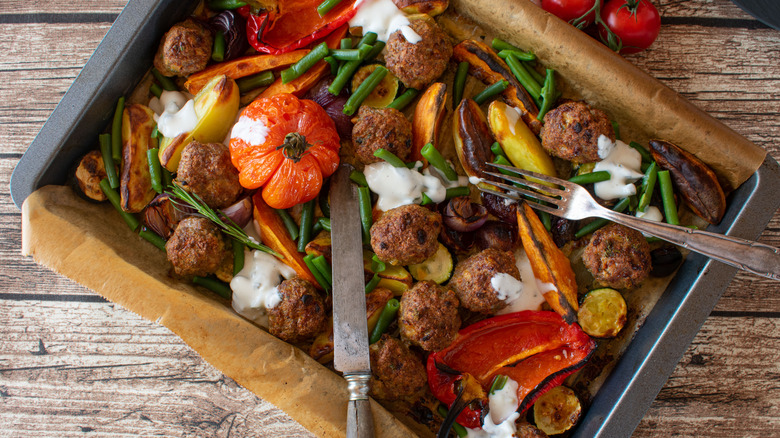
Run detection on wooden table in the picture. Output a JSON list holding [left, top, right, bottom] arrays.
[[2, 0, 778, 436]]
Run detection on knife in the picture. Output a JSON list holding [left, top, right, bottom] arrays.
[[329, 163, 374, 438]]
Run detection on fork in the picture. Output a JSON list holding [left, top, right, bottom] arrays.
[[481, 162, 780, 281]]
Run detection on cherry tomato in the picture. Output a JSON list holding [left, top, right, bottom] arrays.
[[598, 0, 661, 54], [541, 0, 601, 28]]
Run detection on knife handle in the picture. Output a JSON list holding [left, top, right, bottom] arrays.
[[345, 373, 374, 438]]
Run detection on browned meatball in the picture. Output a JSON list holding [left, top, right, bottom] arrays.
[[582, 223, 651, 289], [399, 281, 460, 351], [351, 106, 412, 165], [540, 101, 614, 163], [369, 335, 427, 401], [153, 19, 212, 77], [385, 17, 453, 90], [370, 204, 442, 266], [268, 277, 328, 343], [175, 141, 242, 209], [449, 248, 520, 314], [165, 216, 232, 278]]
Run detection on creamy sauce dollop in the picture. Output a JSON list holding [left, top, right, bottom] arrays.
[[349, 0, 421, 43], [466, 377, 521, 438], [150, 90, 198, 138], [493, 249, 547, 314], [364, 161, 469, 211], [593, 135, 644, 200], [230, 114, 270, 145], [230, 247, 295, 327]]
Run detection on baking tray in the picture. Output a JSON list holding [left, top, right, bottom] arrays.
[[10, 0, 780, 436]]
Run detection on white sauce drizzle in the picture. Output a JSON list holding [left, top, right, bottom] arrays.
[[637, 205, 663, 222], [593, 136, 644, 200], [230, 223, 295, 327], [466, 378, 521, 438], [153, 90, 198, 138], [349, 0, 420, 44], [231, 114, 270, 146], [496, 249, 547, 314], [503, 105, 522, 136], [363, 161, 468, 211]]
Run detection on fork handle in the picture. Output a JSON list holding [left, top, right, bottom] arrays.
[[602, 211, 780, 280]]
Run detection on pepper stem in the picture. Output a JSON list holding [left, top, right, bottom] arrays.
[[278, 132, 310, 162]]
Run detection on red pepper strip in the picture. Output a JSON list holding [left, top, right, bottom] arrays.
[[240, 0, 360, 54], [427, 310, 595, 429]]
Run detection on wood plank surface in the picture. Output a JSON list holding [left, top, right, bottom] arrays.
[[1, 0, 778, 436]]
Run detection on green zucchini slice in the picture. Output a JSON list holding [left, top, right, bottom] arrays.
[[408, 243, 453, 284], [533, 385, 582, 435], [577, 288, 627, 338]]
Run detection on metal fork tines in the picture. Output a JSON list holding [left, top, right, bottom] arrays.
[[479, 162, 780, 280]]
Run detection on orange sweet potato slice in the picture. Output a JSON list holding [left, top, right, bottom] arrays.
[[183, 50, 309, 94]]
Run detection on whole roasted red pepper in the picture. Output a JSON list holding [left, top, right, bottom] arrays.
[[427, 310, 595, 429], [238, 0, 361, 54]]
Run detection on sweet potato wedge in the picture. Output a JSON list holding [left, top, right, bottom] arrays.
[[649, 139, 727, 224], [392, 0, 448, 16], [252, 192, 320, 287], [183, 50, 308, 94], [516, 202, 578, 324], [120, 104, 157, 213], [453, 39, 541, 134], [412, 82, 448, 163]]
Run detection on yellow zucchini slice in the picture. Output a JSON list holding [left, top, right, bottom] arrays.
[[533, 385, 582, 435], [577, 288, 627, 338]]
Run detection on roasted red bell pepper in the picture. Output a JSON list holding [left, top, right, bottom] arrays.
[[238, 0, 361, 54], [427, 310, 595, 429]]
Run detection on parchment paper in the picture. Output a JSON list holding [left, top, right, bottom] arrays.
[[21, 0, 769, 436]]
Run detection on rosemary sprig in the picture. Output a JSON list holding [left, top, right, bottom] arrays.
[[167, 183, 282, 259]]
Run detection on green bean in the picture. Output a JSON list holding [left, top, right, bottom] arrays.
[[317, 0, 345, 17], [111, 96, 125, 163], [340, 38, 352, 50], [192, 276, 232, 299], [371, 254, 386, 273], [568, 170, 611, 185], [312, 221, 323, 236], [328, 45, 370, 95], [637, 162, 658, 213], [611, 120, 621, 141], [317, 217, 331, 232], [537, 68, 558, 120], [491, 141, 506, 159], [658, 170, 679, 225], [357, 32, 378, 48], [331, 45, 371, 61], [146, 148, 163, 194], [492, 38, 524, 53], [232, 239, 245, 276], [350, 170, 368, 187], [387, 88, 419, 111], [452, 61, 469, 110], [369, 298, 400, 344], [363, 41, 385, 62], [324, 56, 339, 76], [150, 82, 162, 98], [421, 143, 458, 181], [629, 141, 654, 164], [489, 374, 508, 394], [364, 274, 381, 294], [473, 80, 509, 105], [276, 208, 299, 241], [373, 148, 407, 168], [446, 187, 470, 199], [540, 209, 552, 231], [506, 53, 541, 100], [99, 179, 139, 231], [319, 183, 331, 218], [99, 133, 119, 189], [161, 166, 173, 189], [139, 228, 167, 251], [151, 68, 177, 91], [303, 254, 331, 291], [524, 61, 546, 86], [312, 255, 333, 287], [236, 71, 275, 93], [298, 200, 317, 252], [357, 186, 372, 243], [282, 42, 330, 84], [436, 405, 468, 438], [575, 197, 631, 239], [208, 0, 247, 10], [420, 193, 434, 205], [496, 49, 536, 61], [343, 65, 388, 115], [212, 31, 226, 62]]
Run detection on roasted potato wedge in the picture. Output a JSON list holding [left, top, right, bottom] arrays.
[[453, 39, 541, 134], [649, 139, 727, 224], [412, 82, 447, 163], [70, 150, 108, 202], [120, 104, 157, 213], [487, 101, 556, 179], [392, 0, 448, 16], [453, 98, 496, 182]]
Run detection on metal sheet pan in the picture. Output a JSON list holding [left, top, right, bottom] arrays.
[[10, 0, 780, 436]]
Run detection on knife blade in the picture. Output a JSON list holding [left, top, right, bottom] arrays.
[[329, 163, 374, 438]]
